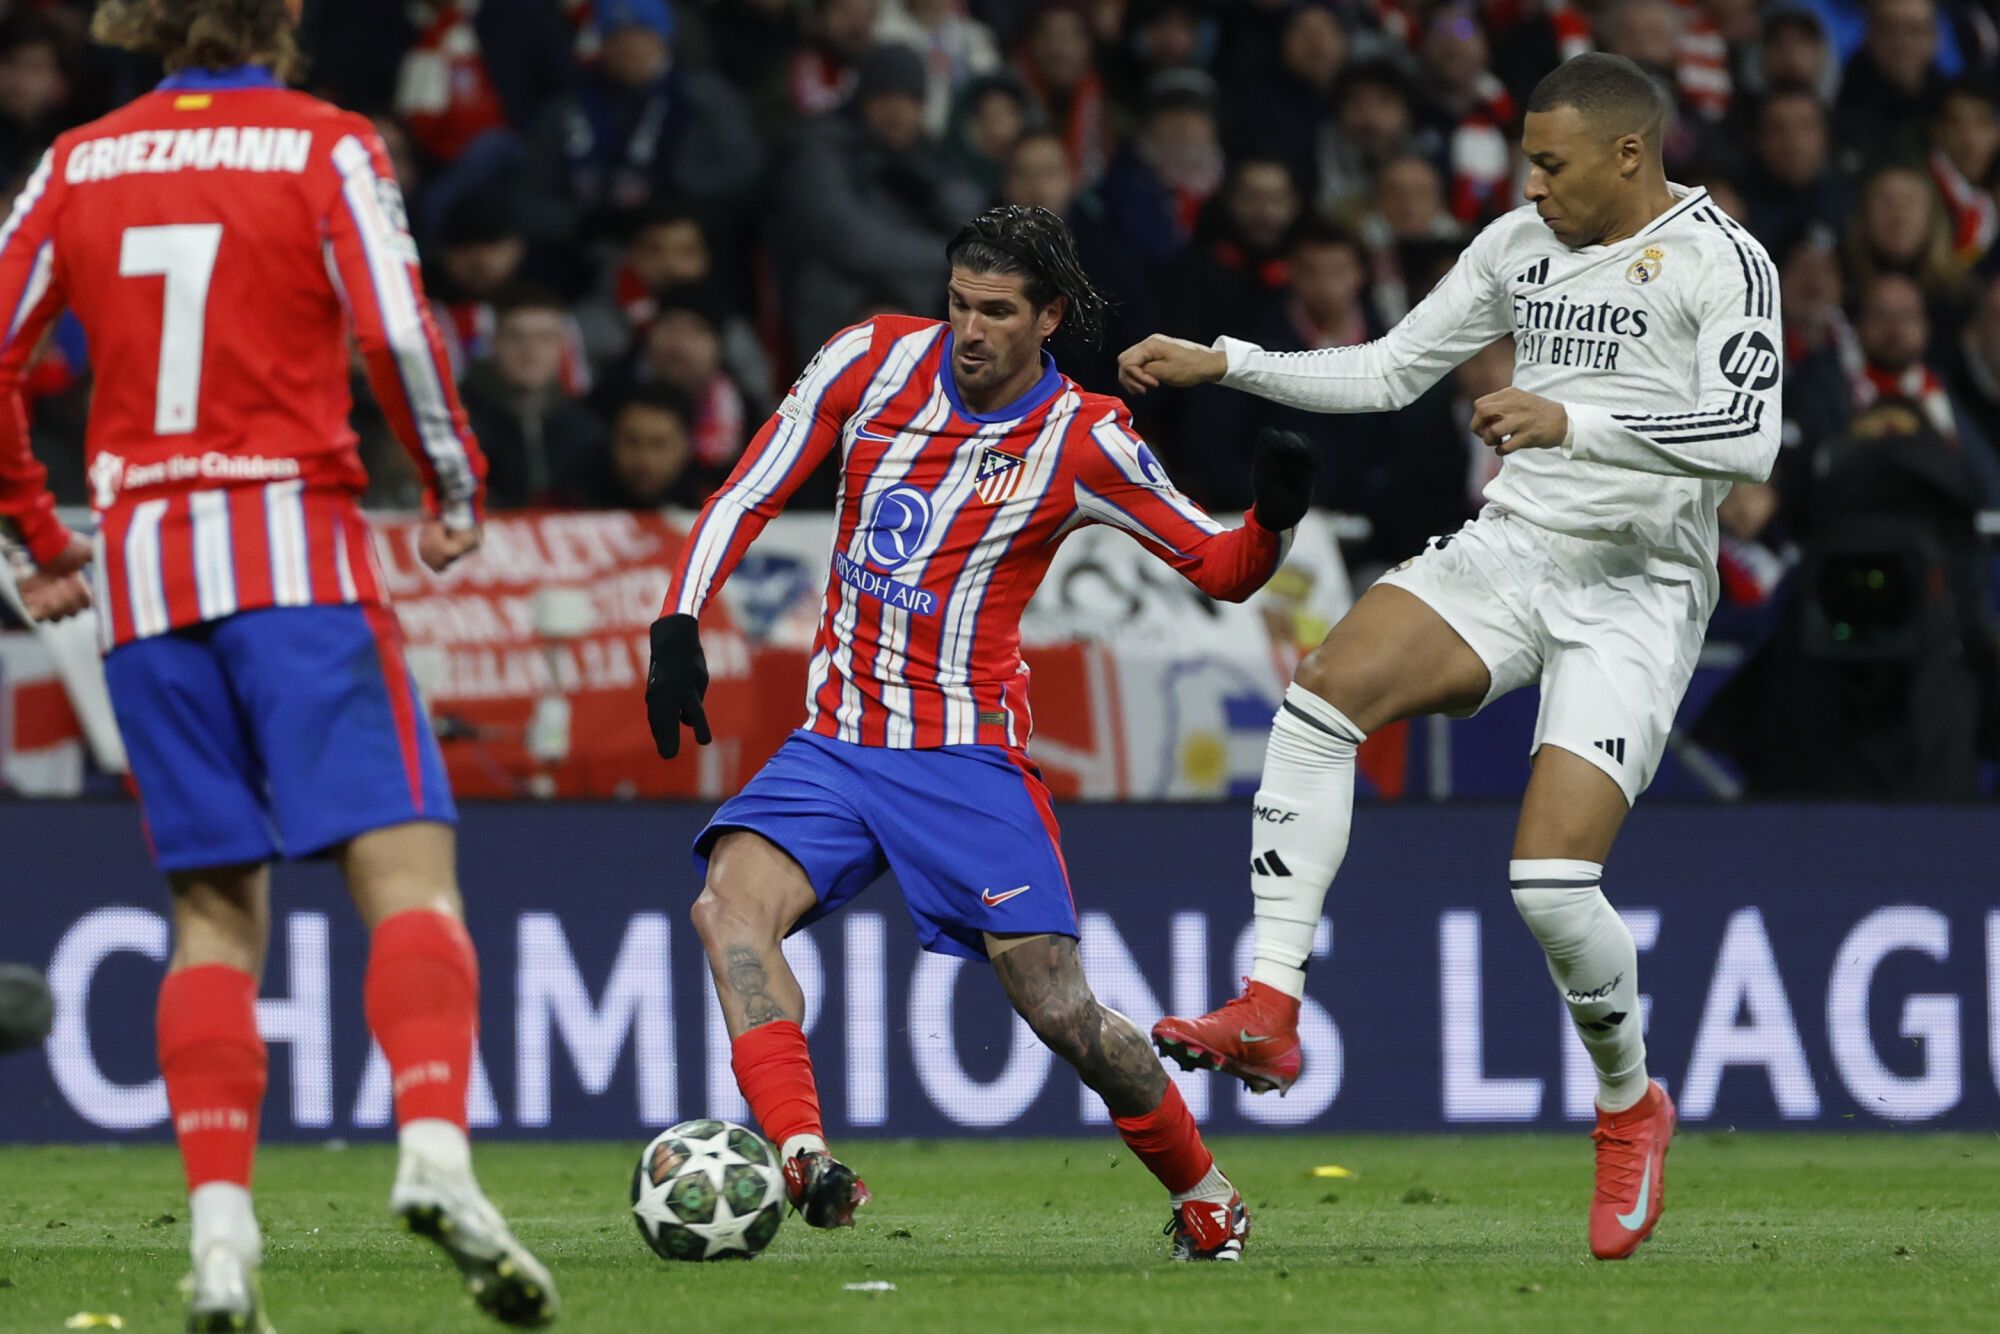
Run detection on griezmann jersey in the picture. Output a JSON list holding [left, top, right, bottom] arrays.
[[664, 314, 1287, 752], [1214, 184, 1782, 594], [0, 65, 482, 648]]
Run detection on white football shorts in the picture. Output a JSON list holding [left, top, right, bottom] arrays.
[[1374, 506, 1710, 804]]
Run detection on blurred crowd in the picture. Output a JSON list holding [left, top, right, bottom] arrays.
[[5, 0, 2000, 587]]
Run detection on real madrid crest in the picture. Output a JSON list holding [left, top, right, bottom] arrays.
[[1626, 246, 1664, 286]]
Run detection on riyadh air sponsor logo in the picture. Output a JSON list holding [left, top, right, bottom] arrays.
[[1719, 331, 1780, 391], [864, 485, 932, 572], [834, 552, 937, 615]]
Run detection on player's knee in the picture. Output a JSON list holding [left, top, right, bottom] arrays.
[[1292, 640, 1372, 721]]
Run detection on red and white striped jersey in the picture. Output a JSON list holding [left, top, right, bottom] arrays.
[[663, 315, 1286, 752], [0, 65, 482, 649]]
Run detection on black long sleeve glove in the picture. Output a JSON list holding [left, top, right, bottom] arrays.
[[1251, 428, 1316, 531], [646, 614, 712, 760]]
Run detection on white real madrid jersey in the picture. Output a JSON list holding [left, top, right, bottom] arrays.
[[1214, 185, 1782, 591]]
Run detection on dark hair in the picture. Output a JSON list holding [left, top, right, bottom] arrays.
[[1937, 77, 1998, 116], [652, 280, 727, 329], [491, 280, 567, 319], [946, 204, 1108, 347], [91, 0, 305, 83], [0, 13, 65, 58], [1290, 213, 1367, 263], [616, 382, 695, 432], [1527, 52, 1669, 143], [1335, 58, 1413, 111]]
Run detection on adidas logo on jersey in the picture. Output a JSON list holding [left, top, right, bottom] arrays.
[[1250, 851, 1292, 877], [1513, 258, 1551, 286], [1593, 737, 1627, 764]]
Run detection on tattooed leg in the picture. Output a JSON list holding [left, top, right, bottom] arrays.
[[692, 832, 818, 1037], [990, 933, 1168, 1118]]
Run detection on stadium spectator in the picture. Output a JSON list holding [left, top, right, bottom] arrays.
[[704, 0, 808, 139], [1417, 5, 1519, 225], [518, 0, 764, 264], [878, 0, 1004, 136], [1014, 0, 1112, 183], [777, 43, 984, 351], [950, 72, 1033, 196], [1218, 0, 1344, 191], [1098, 74, 1224, 272], [1843, 164, 1972, 324], [1943, 271, 2000, 465], [1163, 154, 1302, 343], [1742, 88, 1853, 256], [460, 284, 606, 508], [1109, 0, 1218, 107], [1836, 0, 1948, 167], [1756, 3, 1840, 100], [790, 0, 882, 121], [0, 14, 71, 183], [1315, 59, 1428, 216], [552, 383, 710, 509], [1846, 272, 2000, 500], [618, 284, 752, 476], [1353, 153, 1466, 324], [575, 204, 771, 406], [1927, 81, 2000, 263]]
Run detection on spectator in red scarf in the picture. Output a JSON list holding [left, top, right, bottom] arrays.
[[1015, 0, 1112, 183], [1350, 152, 1466, 324], [1927, 81, 1999, 264], [461, 283, 608, 508], [1163, 154, 1302, 342], [791, 0, 881, 120], [575, 204, 773, 407], [1314, 59, 1432, 216], [1842, 164, 1973, 329], [1417, 6, 1519, 225], [1098, 73, 1225, 272], [1847, 272, 2000, 498], [428, 196, 593, 396], [625, 285, 752, 477]]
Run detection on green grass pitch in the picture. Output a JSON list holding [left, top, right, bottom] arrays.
[[3, 1134, 1997, 1332]]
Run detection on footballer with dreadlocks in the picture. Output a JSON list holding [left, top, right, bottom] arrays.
[[645, 204, 1314, 1261]]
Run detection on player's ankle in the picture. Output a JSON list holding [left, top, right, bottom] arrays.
[[189, 1181, 260, 1262], [1248, 960, 1307, 1001], [1170, 1163, 1234, 1207], [398, 1118, 472, 1174], [1596, 1069, 1651, 1115], [780, 1133, 829, 1161]]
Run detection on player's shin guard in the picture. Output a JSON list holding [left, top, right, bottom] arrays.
[[1248, 683, 1364, 998], [365, 909, 479, 1132], [1510, 860, 1649, 1112], [1113, 1082, 1214, 1197], [731, 1020, 826, 1159], [157, 964, 267, 1192]]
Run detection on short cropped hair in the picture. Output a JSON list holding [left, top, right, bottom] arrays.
[[1527, 52, 1670, 145]]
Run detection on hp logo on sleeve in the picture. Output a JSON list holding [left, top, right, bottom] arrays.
[[1719, 331, 1780, 391], [864, 486, 934, 571]]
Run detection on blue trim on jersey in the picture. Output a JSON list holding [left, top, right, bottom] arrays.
[[157, 65, 284, 92], [939, 332, 1063, 424]]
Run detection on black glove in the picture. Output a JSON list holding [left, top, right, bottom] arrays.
[[646, 614, 712, 760], [1251, 428, 1316, 531]]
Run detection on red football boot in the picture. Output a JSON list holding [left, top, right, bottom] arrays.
[[1152, 979, 1302, 1095], [1589, 1079, 1676, 1259], [1167, 1191, 1250, 1262], [782, 1149, 871, 1229]]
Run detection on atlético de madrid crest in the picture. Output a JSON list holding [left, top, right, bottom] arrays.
[[974, 447, 1025, 504]]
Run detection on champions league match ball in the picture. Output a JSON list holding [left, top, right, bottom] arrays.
[[631, 1119, 786, 1262]]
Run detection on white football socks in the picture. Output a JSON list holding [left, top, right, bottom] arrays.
[[189, 1181, 260, 1264], [1170, 1162, 1235, 1207], [1246, 683, 1365, 1000], [399, 1117, 472, 1175], [1509, 859, 1649, 1113]]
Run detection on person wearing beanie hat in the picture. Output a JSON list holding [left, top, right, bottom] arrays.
[[776, 42, 986, 349], [519, 0, 763, 253]]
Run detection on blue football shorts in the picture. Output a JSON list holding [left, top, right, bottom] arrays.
[[103, 604, 455, 872], [693, 730, 1077, 960]]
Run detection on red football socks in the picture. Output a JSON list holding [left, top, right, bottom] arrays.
[[1113, 1082, 1214, 1195], [731, 1020, 824, 1151], [364, 909, 479, 1130], [157, 964, 267, 1192]]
